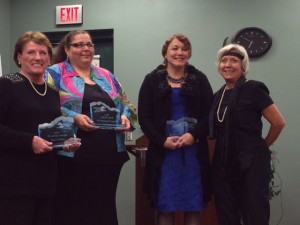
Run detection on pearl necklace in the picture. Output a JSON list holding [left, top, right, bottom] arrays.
[[19, 71, 47, 96], [216, 86, 228, 122]]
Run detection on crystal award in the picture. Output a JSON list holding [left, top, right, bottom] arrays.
[[90, 101, 125, 130], [38, 116, 79, 148], [165, 117, 197, 136]]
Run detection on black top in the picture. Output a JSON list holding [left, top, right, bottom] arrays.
[[214, 80, 273, 152], [138, 64, 213, 206], [74, 83, 129, 164], [0, 73, 61, 197], [212, 80, 273, 175]]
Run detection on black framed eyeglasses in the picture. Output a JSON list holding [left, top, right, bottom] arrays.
[[69, 42, 95, 48]]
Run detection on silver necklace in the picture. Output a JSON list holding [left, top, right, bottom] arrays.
[[217, 86, 228, 122], [19, 71, 47, 96]]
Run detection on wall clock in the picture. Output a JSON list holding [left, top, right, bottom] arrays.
[[232, 27, 272, 58]]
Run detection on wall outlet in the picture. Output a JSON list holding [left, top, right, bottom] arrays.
[[126, 131, 133, 141]]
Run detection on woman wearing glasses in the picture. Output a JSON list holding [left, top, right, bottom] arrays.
[[45, 30, 137, 225]]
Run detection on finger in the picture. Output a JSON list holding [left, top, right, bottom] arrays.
[[44, 140, 53, 146], [83, 115, 94, 124]]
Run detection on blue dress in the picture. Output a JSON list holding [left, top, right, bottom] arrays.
[[156, 88, 207, 212]]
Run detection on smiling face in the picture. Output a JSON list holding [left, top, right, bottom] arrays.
[[218, 55, 244, 87], [17, 41, 50, 78], [65, 33, 95, 69], [164, 38, 191, 69]]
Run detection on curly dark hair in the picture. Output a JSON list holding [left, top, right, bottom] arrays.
[[51, 30, 92, 64]]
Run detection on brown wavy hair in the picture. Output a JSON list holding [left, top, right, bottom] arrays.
[[14, 31, 52, 68], [161, 34, 192, 65]]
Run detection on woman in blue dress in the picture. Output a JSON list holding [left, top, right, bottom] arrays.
[[138, 34, 213, 225]]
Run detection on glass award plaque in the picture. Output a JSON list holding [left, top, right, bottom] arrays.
[[90, 101, 125, 130], [165, 117, 197, 136], [38, 116, 79, 148]]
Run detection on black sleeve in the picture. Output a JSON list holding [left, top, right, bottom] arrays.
[[189, 74, 214, 140], [138, 75, 167, 147], [0, 77, 34, 152], [247, 81, 274, 112]]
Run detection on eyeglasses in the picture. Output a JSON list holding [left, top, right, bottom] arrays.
[[69, 42, 95, 49]]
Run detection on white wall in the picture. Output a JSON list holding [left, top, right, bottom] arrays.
[[8, 0, 300, 225]]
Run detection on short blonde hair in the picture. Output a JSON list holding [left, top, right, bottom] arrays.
[[216, 44, 250, 75]]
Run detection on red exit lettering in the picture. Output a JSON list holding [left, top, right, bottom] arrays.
[[60, 7, 79, 22]]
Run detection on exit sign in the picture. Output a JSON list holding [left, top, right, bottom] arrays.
[[56, 5, 83, 25]]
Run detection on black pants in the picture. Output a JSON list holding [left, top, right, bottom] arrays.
[[0, 196, 52, 225], [52, 157, 123, 225], [212, 151, 271, 225]]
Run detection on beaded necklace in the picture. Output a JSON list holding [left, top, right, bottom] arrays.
[[166, 74, 185, 84]]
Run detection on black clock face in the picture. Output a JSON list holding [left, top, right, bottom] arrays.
[[232, 27, 272, 58]]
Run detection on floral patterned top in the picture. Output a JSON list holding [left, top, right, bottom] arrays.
[[45, 59, 137, 156]]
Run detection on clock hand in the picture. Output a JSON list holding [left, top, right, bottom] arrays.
[[242, 37, 252, 43], [248, 41, 253, 48], [242, 37, 254, 48]]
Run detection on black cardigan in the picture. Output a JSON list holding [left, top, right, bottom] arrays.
[[138, 64, 213, 206]]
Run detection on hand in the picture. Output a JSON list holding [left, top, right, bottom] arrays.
[[163, 136, 181, 150], [242, 37, 254, 48], [242, 37, 252, 43], [176, 133, 194, 148], [63, 138, 81, 152], [248, 41, 253, 48], [74, 114, 97, 132], [32, 136, 53, 154], [117, 115, 131, 132]]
